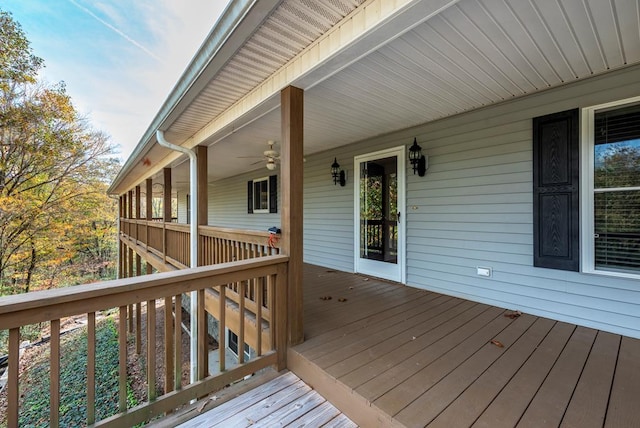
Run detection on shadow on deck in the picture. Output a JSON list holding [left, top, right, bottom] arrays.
[[288, 264, 640, 427]]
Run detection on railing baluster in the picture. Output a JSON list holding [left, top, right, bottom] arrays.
[[164, 296, 174, 394], [174, 294, 182, 391], [87, 312, 96, 425], [275, 264, 288, 371], [198, 288, 207, 379], [219, 285, 226, 373], [268, 275, 276, 351], [136, 302, 142, 354], [119, 306, 127, 412], [128, 304, 134, 333], [50, 319, 60, 428], [256, 279, 263, 357], [8, 328, 19, 427], [239, 281, 246, 364], [147, 299, 156, 401]]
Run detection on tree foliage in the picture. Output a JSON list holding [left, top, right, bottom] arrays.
[[0, 10, 120, 293]]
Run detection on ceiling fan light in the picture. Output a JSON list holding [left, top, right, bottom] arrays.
[[266, 160, 277, 170]]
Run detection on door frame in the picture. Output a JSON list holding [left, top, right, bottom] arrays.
[[353, 146, 406, 284]]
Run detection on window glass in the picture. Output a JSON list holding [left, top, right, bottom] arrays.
[[253, 179, 269, 211], [593, 103, 640, 273]]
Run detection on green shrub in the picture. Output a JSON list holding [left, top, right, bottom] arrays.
[[18, 317, 138, 427]]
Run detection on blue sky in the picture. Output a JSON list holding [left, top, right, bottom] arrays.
[[2, 0, 229, 160]]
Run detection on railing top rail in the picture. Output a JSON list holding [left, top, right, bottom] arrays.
[[164, 222, 190, 232], [198, 225, 272, 238], [198, 225, 280, 247], [0, 255, 289, 329]]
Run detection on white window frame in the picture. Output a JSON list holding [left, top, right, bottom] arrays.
[[252, 176, 270, 214], [580, 95, 640, 279]]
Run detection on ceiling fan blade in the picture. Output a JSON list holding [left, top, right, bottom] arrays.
[[237, 155, 264, 159], [250, 159, 265, 165]]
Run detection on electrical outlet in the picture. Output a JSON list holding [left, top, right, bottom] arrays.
[[477, 267, 492, 277]]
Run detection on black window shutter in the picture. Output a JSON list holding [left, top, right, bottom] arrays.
[[269, 175, 277, 213], [533, 109, 580, 271], [247, 180, 253, 214]]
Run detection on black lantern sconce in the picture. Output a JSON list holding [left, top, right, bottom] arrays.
[[331, 157, 347, 186], [409, 138, 427, 177]]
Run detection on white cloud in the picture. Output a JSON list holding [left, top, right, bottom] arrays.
[[22, 0, 230, 161]]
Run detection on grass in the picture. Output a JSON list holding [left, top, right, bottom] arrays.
[[17, 317, 139, 427]]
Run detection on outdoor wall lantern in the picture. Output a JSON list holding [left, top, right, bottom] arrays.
[[331, 157, 346, 186], [409, 137, 427, 177]]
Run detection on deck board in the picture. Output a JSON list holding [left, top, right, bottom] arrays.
[[561, 331, 620, 428], [434, 322, 576, 428], [301, 292, 446, 360], [343, 304, 501, 390], [355, 305, 510, 401], [394, 317, 555, 426], [210, 380, 310, 427], [178, 371, 356, 428], [185, 264, 640, 427], [285, 400, 341, 427], [605, 336, 640, 428], [319, 298, 469, 373], [515, 326, 597, 428]]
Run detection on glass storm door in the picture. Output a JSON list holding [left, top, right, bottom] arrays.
[[354, 147, 405, 283]]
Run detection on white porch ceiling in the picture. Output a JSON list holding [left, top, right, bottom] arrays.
[[164, 0, 640, 189], [165, 0, 365, 145]]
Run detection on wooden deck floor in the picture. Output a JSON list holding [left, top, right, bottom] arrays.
[[177, 371, 356, 427], [289, 264, 640, 428]]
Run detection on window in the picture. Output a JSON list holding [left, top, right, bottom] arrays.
[[253, 178, 269, 212], [247, 175, 277, 214], [582, 96, 640, 276], [228, 331, 251, 361]]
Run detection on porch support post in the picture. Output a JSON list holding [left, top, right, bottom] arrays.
[[163, 168, 172, 222], [127, 189, 134, 281], [280, 85, 304, 346], [123, 192, 129, 243], [145, 179, 153, 219], [146, 178, 153, 253], [118, 196, 123, 279], [135, 186, 141, 219], [127, 190, 133, 220], [135, 185, 141, 243], [196, 145, 208, 266], [163, 168, 172, 263]]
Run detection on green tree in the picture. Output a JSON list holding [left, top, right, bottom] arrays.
[[0, 10, 119, 293]]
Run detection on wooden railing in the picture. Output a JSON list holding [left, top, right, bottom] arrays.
[[120, 219, 280, 270], [199, 225, 280, 266], [0, 255, 289, 427]]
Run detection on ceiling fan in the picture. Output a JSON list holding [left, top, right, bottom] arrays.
[[238, 140, 280, 170]]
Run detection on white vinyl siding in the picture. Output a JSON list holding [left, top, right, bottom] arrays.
[[177, 191, 188, 224], [208, 171, 279, 231]]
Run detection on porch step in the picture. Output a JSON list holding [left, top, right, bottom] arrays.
[[288, 347, 403, 428], [149, 368, 281, 427]]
